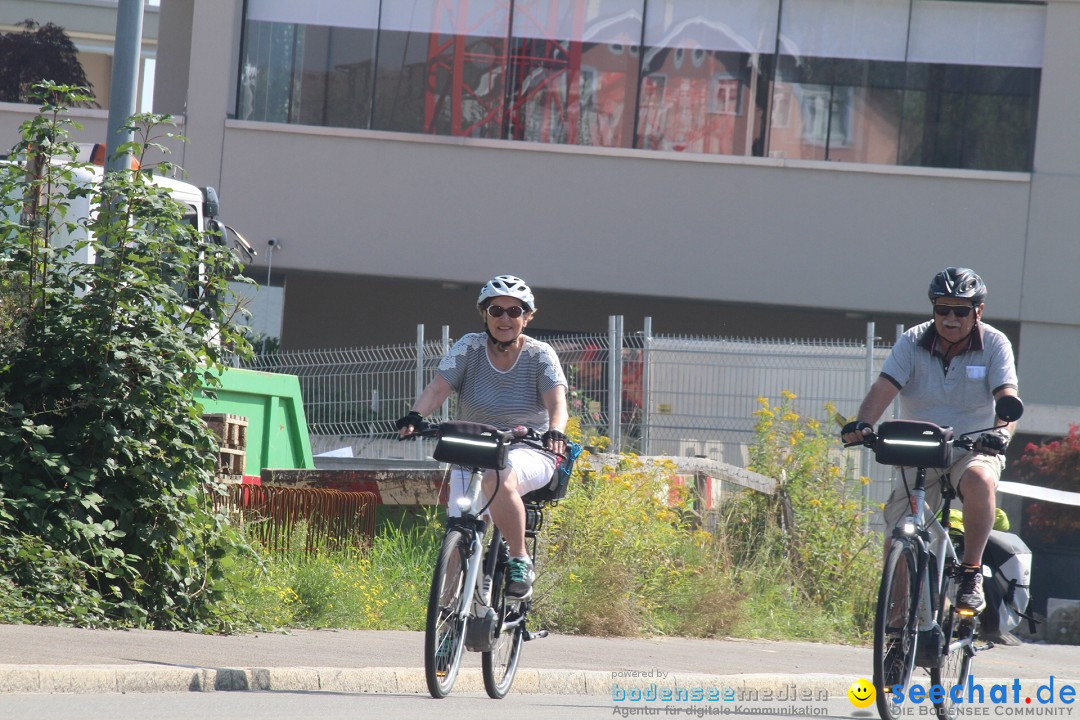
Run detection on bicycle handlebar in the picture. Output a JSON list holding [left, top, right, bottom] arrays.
[[843, 425, 998, 459], [404, 422, 561, 457]]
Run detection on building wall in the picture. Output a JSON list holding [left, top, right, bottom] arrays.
[[4, 0, 1078, 433]]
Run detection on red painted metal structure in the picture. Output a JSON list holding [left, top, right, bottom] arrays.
[[423, 0, 587, 143]]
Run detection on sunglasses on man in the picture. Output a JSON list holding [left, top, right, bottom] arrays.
[[486, 305, 526, 319], [933, 304, 975, 318]]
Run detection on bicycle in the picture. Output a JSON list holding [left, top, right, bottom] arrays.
[[415, 420, 578, 699], [847, 395, 1023, 720]]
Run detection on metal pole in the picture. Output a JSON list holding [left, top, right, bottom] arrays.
[[441, 325, 451, 419], [261, 244, 275, 355], [607, 316, 619, 452], [893, 323, 905, 419], [416, 324, 425, 460], [607, 316, 624, 453], [104, 0, 145, 176], [616, 314, 624, 451], [863, 321, 876, 507], [641, 316, 653, 455]]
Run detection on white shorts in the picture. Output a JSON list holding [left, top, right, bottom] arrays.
[[445, 446, 556, 517]]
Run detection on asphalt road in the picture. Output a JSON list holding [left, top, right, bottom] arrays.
[[1, 625, 1077, 720]]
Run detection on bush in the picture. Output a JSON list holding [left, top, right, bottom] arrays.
[[536, 451, 743, 637], [739, 392, 879, 638], [0, 84, 250, 629]]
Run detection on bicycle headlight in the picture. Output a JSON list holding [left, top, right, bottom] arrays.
[[902, 521, 916, 535]]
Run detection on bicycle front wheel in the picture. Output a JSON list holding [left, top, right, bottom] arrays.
[[482, 561, 525, 699], [874, 540, 919, 720], [931, 581, 975, 720], [425, 529, 469, 699]]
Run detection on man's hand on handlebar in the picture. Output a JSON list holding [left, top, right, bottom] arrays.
[[396, 410, 428, 439], [974, 430, 1010, 455], [840, 420, 873, 446]]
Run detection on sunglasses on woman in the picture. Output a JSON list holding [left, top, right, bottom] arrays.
[[486, 305, 525, 319], [933, 304, 974, 318]]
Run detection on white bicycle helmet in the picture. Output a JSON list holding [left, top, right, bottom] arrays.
[[477, 274, 535, 311]]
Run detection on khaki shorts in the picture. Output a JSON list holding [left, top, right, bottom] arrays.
[[882, 450, 1005, 532]]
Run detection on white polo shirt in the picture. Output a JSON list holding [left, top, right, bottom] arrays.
[[880, 320, 1018, 436]]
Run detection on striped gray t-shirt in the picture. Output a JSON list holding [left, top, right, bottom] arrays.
[[438, 333, 567, 432]]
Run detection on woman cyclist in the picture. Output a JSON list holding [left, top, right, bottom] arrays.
[[397, 274, 568, 599]]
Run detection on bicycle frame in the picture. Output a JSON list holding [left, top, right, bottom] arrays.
[[423, 423, 560, 699], [860, 395, 1023, 720], [896, 468, 962, 634]]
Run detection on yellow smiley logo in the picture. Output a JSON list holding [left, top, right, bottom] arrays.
[[848, 678, 876, 708]]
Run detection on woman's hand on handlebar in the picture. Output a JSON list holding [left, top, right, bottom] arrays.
[[840, 420, 874, 447], [542, 428, 568, 457], [396, 411, 428, 439]]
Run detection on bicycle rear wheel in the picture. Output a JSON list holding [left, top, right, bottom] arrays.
[[482, 560, 525, 698], [425, 529, 469, 699], [931, 577, 975, 720], [874, 540, 919, 720]]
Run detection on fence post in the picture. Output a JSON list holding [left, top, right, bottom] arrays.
[[893, 324, 905, 420], [863, 321, 876, 509], [416, 324, 425, 460], [642, 316, 653, 456], [607, 315, 623, 453], [441, 325, 451, 420]]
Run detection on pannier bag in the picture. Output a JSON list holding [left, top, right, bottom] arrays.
[[433, 421, 508, 471], [981, 529, 1033, 635], [524, 441, 584, 503], [873, 420, 953, 469], [547, 441, 584, 502]]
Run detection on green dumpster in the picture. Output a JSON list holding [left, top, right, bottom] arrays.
[[199, 367, 314, 476]]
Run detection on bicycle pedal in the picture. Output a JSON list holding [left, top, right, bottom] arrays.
[[524, 628, 549, 641]]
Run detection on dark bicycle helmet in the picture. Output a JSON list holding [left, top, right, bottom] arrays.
[[928, 267, 986, 304]]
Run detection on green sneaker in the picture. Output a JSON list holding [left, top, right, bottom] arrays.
[[505, 557, 534, 600]]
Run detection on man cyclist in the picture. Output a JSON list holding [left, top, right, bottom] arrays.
[[397, 274, 568, 600], [841, 267, 1019, 615]]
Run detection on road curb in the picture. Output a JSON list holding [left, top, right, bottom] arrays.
[[0, 666, 861, 695], [0, 666, 1068, 697]]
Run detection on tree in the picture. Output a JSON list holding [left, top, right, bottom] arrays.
[[0, 84, 249, 628], [0, 20, 95, 105]]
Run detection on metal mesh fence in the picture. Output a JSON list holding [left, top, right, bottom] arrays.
[[246, 341, 451, 437], [245, 320, 898, 504]]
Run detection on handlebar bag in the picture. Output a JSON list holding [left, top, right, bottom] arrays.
[[874, 420, 953, 468], [433, 421, 508, 470]]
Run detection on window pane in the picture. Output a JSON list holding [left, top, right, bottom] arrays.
[[299, 26, 377, 128], [899, 64, 1040, 171], [239, 21, 301, 124], [768, 57, 905, 163], [507, 0, 644, 148], [239, 19, 376, 128], [909, 0, 1045, 69], [638, 0, 778, 155], [373, 0, 511, 137]]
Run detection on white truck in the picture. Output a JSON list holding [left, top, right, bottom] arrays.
[[3, 143, 253, 269]]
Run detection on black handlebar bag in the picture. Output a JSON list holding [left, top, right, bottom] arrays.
[[433, 421, 509, 471], [873, 421, 953, 468]]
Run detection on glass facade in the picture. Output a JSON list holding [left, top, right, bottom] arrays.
[[238, 0, 1044, 172]]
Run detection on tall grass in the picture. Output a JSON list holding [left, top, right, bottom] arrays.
[[223, 397, 878, 642], [224, 510, 442, 631]]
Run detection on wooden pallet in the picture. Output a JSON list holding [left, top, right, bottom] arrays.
[[204, 413, 248, 477]]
